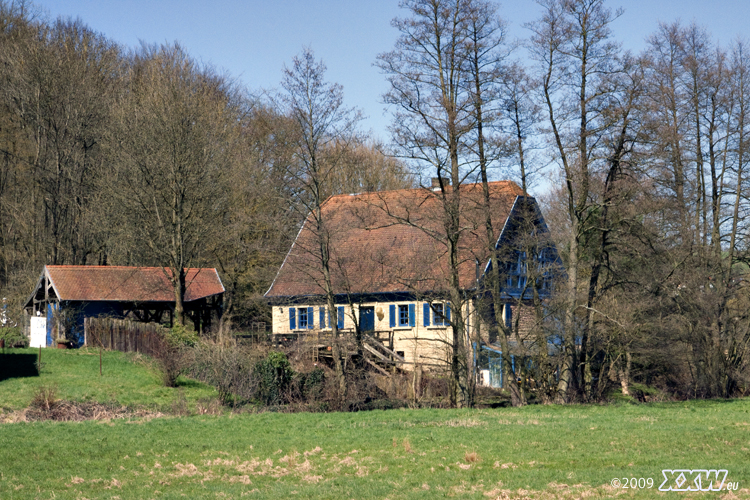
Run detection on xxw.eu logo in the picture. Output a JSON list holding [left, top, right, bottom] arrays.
[[659, 470, 732, 491]]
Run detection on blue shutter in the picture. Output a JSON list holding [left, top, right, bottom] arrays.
[[289, 308, 296, 330], [337, 306, 345, 329], [389, 304, 396, 328], [504, 303, 512, 329], [408, 304, 415, 327], [446, 303, 451, 322], [423, 303, 430, 326], [319, 307, 326, 328], [308, 306, 314, 329]]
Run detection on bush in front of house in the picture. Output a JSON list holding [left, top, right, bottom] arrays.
[[252, 350, 295, 406], [182, 341, 262, 406], [153, 324, 200, 387]]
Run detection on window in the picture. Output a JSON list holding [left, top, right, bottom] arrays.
[[516, 252, 527, 288], [298, 307, 308, 329], [433, 303, 445, 326], [424, 302, 450, 327], [293, 306, 313, 330], [399, 304, 409, 326], [505, 251, 529, 289], [391, 303, 415, 328]]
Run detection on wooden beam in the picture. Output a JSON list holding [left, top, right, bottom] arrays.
[[366, 359, 390, 377]]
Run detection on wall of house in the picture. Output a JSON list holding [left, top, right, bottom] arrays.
[[475, 301, 539, 345], [510, 302, 539, 342], [271, 300, 469, 369]]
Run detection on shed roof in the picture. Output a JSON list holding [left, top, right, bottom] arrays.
[[265, 181, 525, 298], [26, 266, 224, 306]]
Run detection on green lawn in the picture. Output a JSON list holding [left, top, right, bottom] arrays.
[[1, 348, 749, 499], [0, 347, 217, 413]]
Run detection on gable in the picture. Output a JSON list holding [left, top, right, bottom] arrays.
[[265, 181, 526, 298], [486, 196, 563, 299]]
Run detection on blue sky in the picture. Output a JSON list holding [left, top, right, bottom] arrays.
[[31, 0, 750, 181]]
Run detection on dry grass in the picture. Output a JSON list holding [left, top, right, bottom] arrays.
[[464, 451, 480, 463], [430, 417, 487, 428], [31, 385, 58, 411], [402, 437, 412, 453]]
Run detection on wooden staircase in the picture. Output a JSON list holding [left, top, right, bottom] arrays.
[[362, 332, 405, 376], [292, 329, 406, 377]]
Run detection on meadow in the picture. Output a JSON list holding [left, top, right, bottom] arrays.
[[0, 349, 749, 499]]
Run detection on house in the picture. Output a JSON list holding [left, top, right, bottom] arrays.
[[23, 265, 224, 347], [264, 180, 560, 371]]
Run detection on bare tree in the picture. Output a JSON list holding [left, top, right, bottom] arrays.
[[527, 0, 623, 402], [278, 47, 362, 405], [209, 103, 301, 338], [462, 0, 527, 406], [112, 43, 240, 327], [378, 0, 481, 408]]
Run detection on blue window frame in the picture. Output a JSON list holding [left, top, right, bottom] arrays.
[[390, 304, 415, 328], [398, 304, 409, 326], [425, 302, 450, 326], [433, 303, 445, 326], [298, 307, 309, 329]]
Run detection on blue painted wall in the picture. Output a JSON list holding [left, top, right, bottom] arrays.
[[47, 301, 126, 347]]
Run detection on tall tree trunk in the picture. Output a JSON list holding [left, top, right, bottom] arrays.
[[318, 211, 347, 408], [470, 38, 524, 406], [173, 267, 186, 327]]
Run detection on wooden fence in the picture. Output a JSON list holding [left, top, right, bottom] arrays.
[[84, 317, 167, 357]]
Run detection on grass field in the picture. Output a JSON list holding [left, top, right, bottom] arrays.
[[0, 347, 217, 412], [0, 349, 749, 499]]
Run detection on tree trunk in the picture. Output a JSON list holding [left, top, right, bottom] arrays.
[[618, 350, 632, 396], [173, 267, 186, 327], [557, 221, 579, 402]]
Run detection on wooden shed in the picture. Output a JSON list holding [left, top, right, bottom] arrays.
[[23, 265, 224, 347]]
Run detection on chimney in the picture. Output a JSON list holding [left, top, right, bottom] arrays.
[[431, 177, 450, 189]]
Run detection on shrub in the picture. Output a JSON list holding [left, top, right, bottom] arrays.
[[31, 385, 58, 412], [303, 366, 325, 400], [253, 351, 295, 406], [154, 324, 198, 387], [1, 326, 27, 347], [183, 341, 262, 406], [164, 324, 199, 348]]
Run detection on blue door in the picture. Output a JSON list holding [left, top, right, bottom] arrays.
[[46, 302, 57, 347], [360, 307, 375, 332]]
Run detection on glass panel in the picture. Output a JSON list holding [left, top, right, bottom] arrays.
[[398, 304, 409, 326]]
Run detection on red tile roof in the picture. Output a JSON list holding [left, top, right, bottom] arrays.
[[44, 266, 224, 303], [265, 181, 524, 298]]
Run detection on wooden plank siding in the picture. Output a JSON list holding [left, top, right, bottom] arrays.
[[84, 317, 167, 357]]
